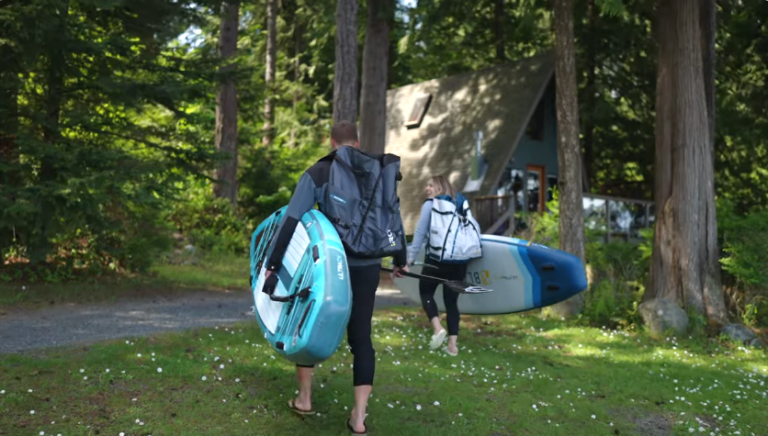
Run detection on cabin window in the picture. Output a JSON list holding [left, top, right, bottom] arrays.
[[404, 94, 432, 128], [525, 99, 545, 141]]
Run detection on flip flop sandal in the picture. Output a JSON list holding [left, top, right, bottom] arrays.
[[430, 329, 447, 350], [347, 419, 367, 435], [443, 346, 459, 356], [288, 399, 315, 416]]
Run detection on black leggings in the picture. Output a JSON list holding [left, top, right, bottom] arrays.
[[297, 263, 380, 386], [419, 258, 467, 336]]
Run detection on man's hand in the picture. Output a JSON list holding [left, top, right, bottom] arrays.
[[392, 264, 409, 278], [265, 270, 272, 279]]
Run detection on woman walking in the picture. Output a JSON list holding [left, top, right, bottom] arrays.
[[407, 175, 481, 356]]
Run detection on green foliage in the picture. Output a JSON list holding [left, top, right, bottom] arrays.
[[581, 240, 647, 329], [0, 0, 218, 275], [594, 0, 626, 17], [717, 200, 768, 326], [396, 0, 553, 85], [715, 1, 768, 212], [238, 142, 328, 223], [166, 186, 252, 255]]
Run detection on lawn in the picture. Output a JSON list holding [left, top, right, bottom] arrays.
[[1, 307, 766, 436], [0, 254, 250, 311]]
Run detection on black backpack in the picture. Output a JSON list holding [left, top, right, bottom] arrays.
[[319, 146, 405, 259]]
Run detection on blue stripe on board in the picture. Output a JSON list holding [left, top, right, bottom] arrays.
[[507, 245, 533, 309], [518, 246, 541, 308]]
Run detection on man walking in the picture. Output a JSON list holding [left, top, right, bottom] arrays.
[[264, 120, 409, 434]]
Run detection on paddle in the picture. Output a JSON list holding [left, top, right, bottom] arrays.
[[381, 267, 493, 294]]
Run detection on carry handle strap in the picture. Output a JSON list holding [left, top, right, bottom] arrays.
[[261, 274, 311, 302]]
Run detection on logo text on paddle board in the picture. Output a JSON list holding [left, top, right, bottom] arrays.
[[336, 255, 344, 280], [467, 270, 492, 285], [330, 194, 347, 204]]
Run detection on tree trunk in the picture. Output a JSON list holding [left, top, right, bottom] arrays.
[[333, 0, 359, 124], [551, 0, 585, 318], [647, 0, 727, 327], [262, 0, 277, 147], [290, 0, 303, 146], [359, 0, 394, 155], [493, 0, 506, 62], [213, 1, 239, 206], [700, 0, 716, 157], [31, 0, 70, 264], [582, 0, 596, 189]]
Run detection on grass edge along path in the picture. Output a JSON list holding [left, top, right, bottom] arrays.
[[0, 254, 251, 311], [1, 307, 766, 436]]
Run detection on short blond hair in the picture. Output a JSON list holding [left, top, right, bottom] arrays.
[[429, 175, 456, 198]]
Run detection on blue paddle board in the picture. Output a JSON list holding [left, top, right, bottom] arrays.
[[392, 235, 587, 315], [250, 206, 352, 365]]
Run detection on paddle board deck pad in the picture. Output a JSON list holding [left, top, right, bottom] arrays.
[[250, 206, 352, 365], [393, 235, 587, 315]]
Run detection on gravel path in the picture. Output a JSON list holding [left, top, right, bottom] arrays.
[[0, 288, 415, 355]]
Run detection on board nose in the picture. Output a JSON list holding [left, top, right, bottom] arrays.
[[528, 248, 588, 308]]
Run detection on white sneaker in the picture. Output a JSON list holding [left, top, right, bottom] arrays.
[[430, 329, 447, 350]]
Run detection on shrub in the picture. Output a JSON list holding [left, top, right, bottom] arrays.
[[717, 200, 768, 327], [166, 184, 253, 256]]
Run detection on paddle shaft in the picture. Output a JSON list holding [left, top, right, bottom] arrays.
[[380, 267, 492, 294], [381, 267, 448, 285]]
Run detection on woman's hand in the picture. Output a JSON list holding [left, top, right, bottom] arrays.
[[392, 265, 409, 278]]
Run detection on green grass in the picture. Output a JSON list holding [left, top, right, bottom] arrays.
[[1, 308, 766, 436], [0, 253, 249, 311]]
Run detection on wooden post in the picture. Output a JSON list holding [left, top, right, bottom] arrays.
[[507, 193, 516, 236]]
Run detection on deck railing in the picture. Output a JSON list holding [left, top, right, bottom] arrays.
[[472, 193, 655, 243]]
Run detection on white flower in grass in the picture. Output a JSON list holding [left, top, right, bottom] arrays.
[[202, 376, 207, 381], [0, 390, 4, 394], [220, 364, 225, 369], [30, 410, 35, 414], [40, 432, 44, 435], [157, 368, 163, 373], [416, 404, 421, 411]]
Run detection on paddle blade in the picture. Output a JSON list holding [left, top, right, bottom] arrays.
[[445, 281, 494, 294]]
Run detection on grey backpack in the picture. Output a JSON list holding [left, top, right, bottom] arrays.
[[319, 146, 405, 259]]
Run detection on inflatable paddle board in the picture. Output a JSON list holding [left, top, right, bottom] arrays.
[[250, 206, 352, 365], [392, 235, 587, 315]]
